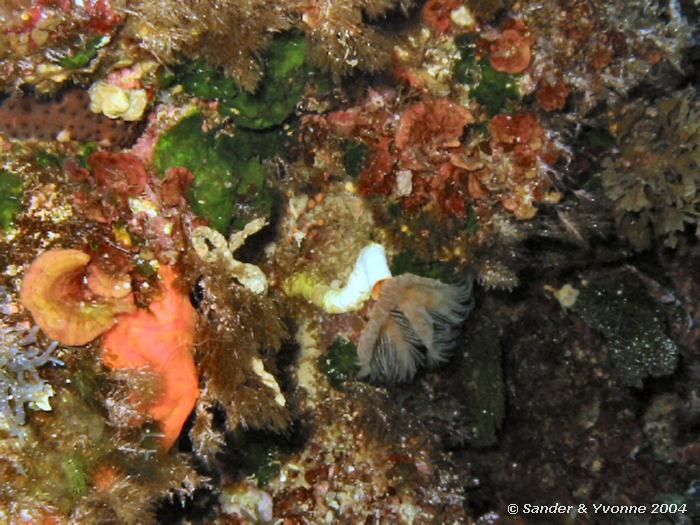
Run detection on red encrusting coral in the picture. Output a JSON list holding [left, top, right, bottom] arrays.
[[102, 265, 198, 451], [403, 162, 471, 217], [318, 89, 556, 223], [161, 167, 195, 206], [358, 137, 396, 196], [476, 111, 554, 219], [489, 28, 533, 73]]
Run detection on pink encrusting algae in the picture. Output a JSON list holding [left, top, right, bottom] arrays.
[[102, 265, 198, 451]]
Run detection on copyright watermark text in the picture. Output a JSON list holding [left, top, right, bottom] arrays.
[[506, 503, 688, 516]]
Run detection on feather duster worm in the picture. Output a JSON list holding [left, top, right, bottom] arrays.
[[357, 274, 474, 382], [102, 265, 198, 451]]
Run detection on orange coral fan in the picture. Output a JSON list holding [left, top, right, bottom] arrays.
[[489, 28, 532, 73], [20, 249, 135, 346], [102, 265, 198, 451]]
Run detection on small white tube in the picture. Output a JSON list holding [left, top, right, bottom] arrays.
[[322, 243, 392, 313]]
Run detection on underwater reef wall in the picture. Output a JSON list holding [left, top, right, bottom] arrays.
[[0, 0, 698, 523]]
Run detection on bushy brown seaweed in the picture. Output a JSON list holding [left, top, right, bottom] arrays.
[[601, 88, 700, 250], [183, 248, 290, 459], [125, 0, 416, 88], [125, 0, 290, 91], [299, 0, 414, 79]]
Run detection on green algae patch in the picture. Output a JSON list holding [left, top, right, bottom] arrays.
[[175, 59, 239, 102], [318, 337, 360, 390], [167, 33, 312, 130], [465, 203, 479, 234], [222, 33, 308, 129], [230, 157, 272, 231], [342, 140, 370, 179], [153, 113, 235, 232], [454, 36, 520, 115], [62, 454, 90, 497], [57, 35, 108, 68], [571, 272, 679, 388], [391, 252, 461, 285], [224, 428, 283, 487], [153, 113, 275, 232], [34, 150, 63, 169], [0, 170, 23, 229]]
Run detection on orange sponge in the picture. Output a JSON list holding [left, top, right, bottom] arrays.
[[102, 265, 198, 451]]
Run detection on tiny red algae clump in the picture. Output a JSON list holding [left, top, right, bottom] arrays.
[[421, 0, 462, 33], [102, 265, 198, 451], [489, 28, 532, 74], [537, 78, 570, 111], [88, 151, 148, 196], [395, 98, 473, 153]]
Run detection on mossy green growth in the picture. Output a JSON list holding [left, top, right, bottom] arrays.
[[391, 252, 461, 284], [34, 150, 62, 169], [457, 315, 505, 447], [224, 428, 282, 487], [153, 114, 234, 232], [153, 113, 276, 232], [342, 140, 370, 179], [175, 59, 239, 102], [77, 143, 99, 167], [62, 454, 90, 497], [0, 170, 23, 229], [465, 203, 479, 234], [571, 272, 679, 388], [230, 156, 272, 231], [222, 33, 308, 129], [454, 36, 520, 115], [224, 126, 293, 160], [318, 337, 360, 389], [57, 35, 108, 68]]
